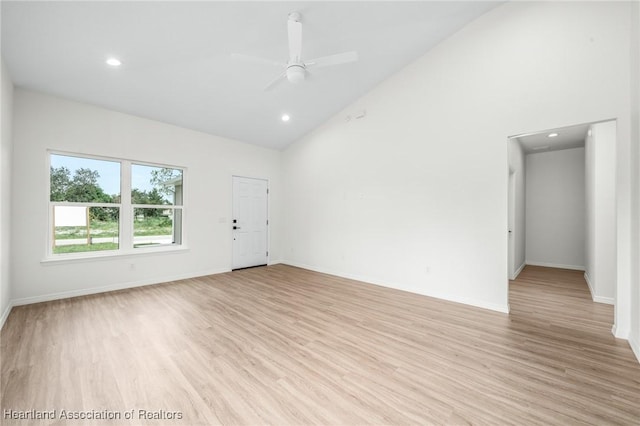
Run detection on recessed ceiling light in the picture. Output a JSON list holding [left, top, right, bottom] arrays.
[[281, 114, 290, 122], [547, 132, 559, 138], [106, 57, 122, 67]]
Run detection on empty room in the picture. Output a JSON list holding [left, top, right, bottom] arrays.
[[1, 1, 639, 425]]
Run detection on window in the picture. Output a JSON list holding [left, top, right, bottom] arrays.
[[50, 154, 121, 254], [131, 164, 183, 248], [49, 153, 184, 257]]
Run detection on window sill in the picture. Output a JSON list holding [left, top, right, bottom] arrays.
[[41, 246, 190, 266]]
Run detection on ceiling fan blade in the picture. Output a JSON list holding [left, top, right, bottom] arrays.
[[231, 53, 285, 68], [306, 51, 358, 69], [263, 71, 287, 91], [288, 19, 302, 63]]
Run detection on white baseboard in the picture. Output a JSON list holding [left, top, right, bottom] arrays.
[[11, 267, 231, 307], [593, 295, 614, 305], [282, 260, 510, 314], [511, 262, 526, 280], [613, 323, 631, 339], [630, 334, 640, 364], [525, 261, 585, 271], [584, 273, 614, 305], [0, 301, 13, 331], [584, 272, 595, 299], [267, 260, 281, 266]]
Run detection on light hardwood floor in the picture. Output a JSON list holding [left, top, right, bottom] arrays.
[[1, 265, 639, 425]]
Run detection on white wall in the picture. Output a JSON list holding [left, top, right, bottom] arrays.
[[0, 59, 14, 327], [629, 0, 640, 361], [585, 122, 617, 304], [508, 138, 526, 278], [11, 89, 282, 304], [282, 1, 633, 317], [525, 148, 586, 270]]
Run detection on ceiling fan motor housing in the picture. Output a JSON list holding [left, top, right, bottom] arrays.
[[288, 11, 301, 22]]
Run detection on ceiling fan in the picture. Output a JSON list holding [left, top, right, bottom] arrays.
[[231, 11, 359, 90]]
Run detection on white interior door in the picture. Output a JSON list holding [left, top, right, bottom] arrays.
[[232, 176, 268, 270]]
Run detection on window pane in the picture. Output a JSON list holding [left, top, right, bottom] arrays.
[[53, 206, 119, 254], [133, 208, 181, 248], [131, 164, 183, 206], [50, 154, 120, 202]]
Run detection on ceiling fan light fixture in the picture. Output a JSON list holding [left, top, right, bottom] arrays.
[[286, 65, 305, 84]]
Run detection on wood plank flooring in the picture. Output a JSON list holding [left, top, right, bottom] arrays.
[[1, 264, 639, 425]]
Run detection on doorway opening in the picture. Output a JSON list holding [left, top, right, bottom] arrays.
[[507, 120, 617, 309]]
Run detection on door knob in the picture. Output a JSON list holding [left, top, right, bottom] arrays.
[[233, 226, 241, 230]]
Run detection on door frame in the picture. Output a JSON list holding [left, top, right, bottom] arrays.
[[506, 119, 620, 334], [508, 168, 516, 280]]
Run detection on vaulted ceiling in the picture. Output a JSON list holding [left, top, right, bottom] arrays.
[[2, 1, 501, 150]]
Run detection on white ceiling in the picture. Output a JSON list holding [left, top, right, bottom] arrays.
[[516, 123, 591, 155], [1, 1, 501, 150]]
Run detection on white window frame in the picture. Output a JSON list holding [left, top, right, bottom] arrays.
[[45, 151, 186, 261]]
